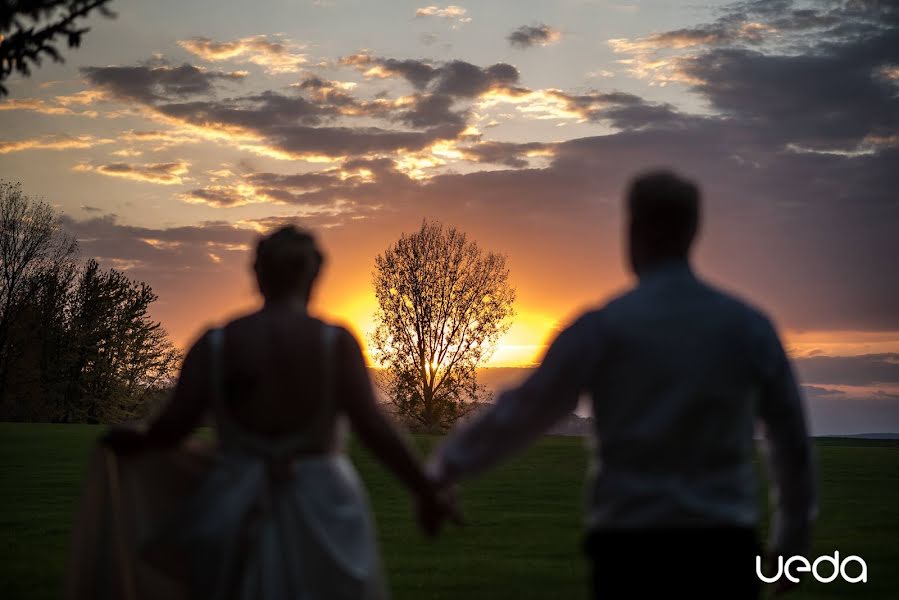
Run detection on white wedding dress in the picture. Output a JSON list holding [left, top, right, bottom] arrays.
[[65, 325, 387, 600]]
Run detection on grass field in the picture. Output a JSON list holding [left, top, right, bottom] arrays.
[[1, 423, 897, 599]]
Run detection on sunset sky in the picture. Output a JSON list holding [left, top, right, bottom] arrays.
[[1, 0, 897, 433]]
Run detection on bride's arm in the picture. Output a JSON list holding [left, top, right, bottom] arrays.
[[337, 326, 432, 492], [104, 332, 211, 453], [336, 326, 460, 534]]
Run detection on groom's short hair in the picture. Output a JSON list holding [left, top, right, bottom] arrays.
[[627, 170, 700, 258]]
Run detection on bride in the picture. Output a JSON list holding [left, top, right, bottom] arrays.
[[68, 225, 457, 600]]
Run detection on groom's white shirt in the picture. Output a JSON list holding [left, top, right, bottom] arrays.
[[435, 260, 816, 557]]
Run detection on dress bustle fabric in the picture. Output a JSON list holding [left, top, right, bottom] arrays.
[[65, 325, 387, 600]]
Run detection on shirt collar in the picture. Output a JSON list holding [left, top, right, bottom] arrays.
[[636, 259, 694, 284]]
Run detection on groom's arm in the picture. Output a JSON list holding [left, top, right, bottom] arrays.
[[433, 312, 600, 484], [757, 320, 817, 559]]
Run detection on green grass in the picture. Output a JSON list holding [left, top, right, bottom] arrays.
[[1, 424, 897, 599]]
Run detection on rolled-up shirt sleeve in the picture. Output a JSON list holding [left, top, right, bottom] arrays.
[[434, 313, 599, 484], [757, 321, 817, 557]]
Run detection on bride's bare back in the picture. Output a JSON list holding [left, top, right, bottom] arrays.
[[220, 309, 333, 439]]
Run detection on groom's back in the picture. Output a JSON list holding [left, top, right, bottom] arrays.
[[585, 262, 780, 529]]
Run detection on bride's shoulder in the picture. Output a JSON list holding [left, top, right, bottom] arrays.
[[315, 318, 355, 343]]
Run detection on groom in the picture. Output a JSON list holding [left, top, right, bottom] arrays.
[[430, 170, 816, 598]]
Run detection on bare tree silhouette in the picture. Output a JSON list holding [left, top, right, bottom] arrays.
[[371, 221, 515, 432]]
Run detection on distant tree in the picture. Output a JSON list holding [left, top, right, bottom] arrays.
[[63, 259, 180, 423], [371, 221, 515, 432], [0, 180, 180, 422], [0, 180, 77, 403], [0, 0, 116, 96]]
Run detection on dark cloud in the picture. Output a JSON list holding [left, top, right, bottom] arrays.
[[795, 354, 899, 386], [432, 61, 519, 97], [340, 54, 519, 97], [180, 187, 246, 208], [339, 54, 438, 89], [507, 24, 561, 49], [624, 0, 872, 53], [74, 161, 190, 184], [154, 94, 465, 158], [608, 0, 899, 152], [551, 90, 685, 130], [62, 214, 251, 247], [397, 93, 467, 128], [246, 170, 341, 191], [156, 93, 328, 130], [458, 141, 553, 168], [264, 122, 464, 157], [680, 28, 899, 151], [80, 61, 246, 103], [296, 76, 359, 109]]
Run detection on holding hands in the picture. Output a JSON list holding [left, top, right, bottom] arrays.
[[415, 454, 464, 538]]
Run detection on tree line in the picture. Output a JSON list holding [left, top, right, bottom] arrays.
[[0, 181, 180, 423], [0, 181, 517, 430]]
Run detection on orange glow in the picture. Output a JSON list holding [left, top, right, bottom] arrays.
[[783, 330, 899, 358], [316, 289, 562, 368]]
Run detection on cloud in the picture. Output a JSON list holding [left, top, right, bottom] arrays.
[[76, 56, 523, 161], [679, 36, 899, 153], [46, 0, 899, 337], [457, 141, 555, 168], [415, 5, 471, 25], [604, 0, 899, 155], [81, 59, 246, 103], [55, 89, 108, 106], [397, 93, 467, 128], [73, 161, 191, 185], [180, 185, 262, 207], [178, 35, 308, 74], [158, 97, 466, 159], [0, 98, 75, 115], [801, 384, 899, 435], [795, 353, 899, 386], [57, 214, 259, 284], [433, 61, 519, 97], [340, 54, 518, 96], [478, 87, 681, 129], [181, 158, 398, 209], [118, 129, 202, 150], [507, 24, 562, 49], [73, 51, 680, 169], [0, 92, 105, 117], [0, 134, 113, 154]]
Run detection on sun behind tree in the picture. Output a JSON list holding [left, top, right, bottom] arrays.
[[371, 220, 515, 433]]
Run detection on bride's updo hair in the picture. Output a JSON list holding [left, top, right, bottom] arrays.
[[253, 226, 324, 300]]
